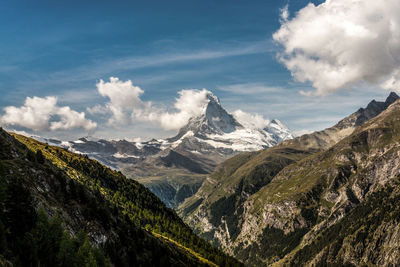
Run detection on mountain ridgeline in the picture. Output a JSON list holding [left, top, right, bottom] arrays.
[[35, 91, 293, 208], [178, 92, 400, 266], [0, 128, 242, 266]]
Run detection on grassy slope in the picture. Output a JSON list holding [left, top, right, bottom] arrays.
[[179, 145, 317, 233], [251, 99, 400, 208]]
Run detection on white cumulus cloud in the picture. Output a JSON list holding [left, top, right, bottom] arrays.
[[159, 89, 209, 130], [273, 0, 400, 95], [232, 110, 270, 129], [95, 77, 153, 124], [0, 96, 96, 131], [91, 77, 211, 131], [50, 106, 97, 131]]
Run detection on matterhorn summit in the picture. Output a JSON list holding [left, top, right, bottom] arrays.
[[168, 91, 293, 157], [170, 92, 241, 140]]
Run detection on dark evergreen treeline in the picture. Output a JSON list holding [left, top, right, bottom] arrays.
[[0, 176, 110, 267]]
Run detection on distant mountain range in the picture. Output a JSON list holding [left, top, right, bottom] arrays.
[[31, 92, 293, 208], [178, 92, 400, 266]]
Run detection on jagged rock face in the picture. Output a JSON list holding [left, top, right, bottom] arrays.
[[173, 93, 242, 139], [31, 91, 293, 208], [178, 92, 400, 266], [337, 91, 399, 129], [285, 92, 399, 150]]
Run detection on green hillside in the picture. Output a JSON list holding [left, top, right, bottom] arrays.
[[0, 128, 241, 266]]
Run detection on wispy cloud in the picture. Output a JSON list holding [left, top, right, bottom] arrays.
[[22, 40, 270, 88], [56, 88, 102, 105], [217, 83, 282, 95], [115, 42, 268, 69]]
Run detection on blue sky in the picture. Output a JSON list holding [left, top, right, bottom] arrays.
[[0, 0, 395, 139]]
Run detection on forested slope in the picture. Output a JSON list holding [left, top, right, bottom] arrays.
[[0, 128, 241, 266]]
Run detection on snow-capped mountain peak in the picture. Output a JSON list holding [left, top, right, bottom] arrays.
[[201, 92, 242, 134], [263, 119, 293, 141], [169, 92, 293, 155], [269, 119, 289, 131], [170, 92, 242, 140], [205, 91, 221, 105]]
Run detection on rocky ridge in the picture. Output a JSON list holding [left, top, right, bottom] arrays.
[[178, 92, 400, 266]]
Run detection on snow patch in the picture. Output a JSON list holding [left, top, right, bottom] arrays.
[[113, 152, 139, 159], [172, 131, 194, 148]]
